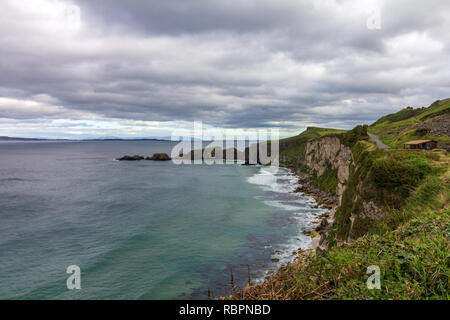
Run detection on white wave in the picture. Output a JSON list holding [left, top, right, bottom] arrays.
[[246, 167, 327, 283], [246, 168, 278, 186], [264, 200, 301, 211], [247, 167, 299, 194], [254, 234, 313, 283]]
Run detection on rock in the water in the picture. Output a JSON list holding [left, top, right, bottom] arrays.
[[117, 155, 144, 161], [146, 153, 171, 161]]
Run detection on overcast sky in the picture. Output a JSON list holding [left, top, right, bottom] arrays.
[[0, 0, 449, 139]]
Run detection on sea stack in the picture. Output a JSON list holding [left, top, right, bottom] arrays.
[[116, 155, 144, 161], [146, 153, 171, 161]]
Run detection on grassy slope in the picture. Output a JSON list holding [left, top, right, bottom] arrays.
[[334, 146, 448, 239], [232, 101, 450, 300], [236, 210, 449, 300], [280, 125, 369, 196], [234, 150, 449, 300], [369, 98, 450, 148], [279, 127, 347, 166]]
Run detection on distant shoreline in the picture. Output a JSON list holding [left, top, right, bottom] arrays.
[[0, 136, 172, 142]]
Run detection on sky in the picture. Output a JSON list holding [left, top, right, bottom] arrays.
[[0, 0, 449, 139]]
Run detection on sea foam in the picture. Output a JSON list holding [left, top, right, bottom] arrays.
[[246, 167, 298, 194]]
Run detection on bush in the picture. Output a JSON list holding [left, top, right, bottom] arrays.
[[342, 125, 369, 147], [371, 152, 433, 203], [310, 167, 339, 195], [414, 128, 430, 136]]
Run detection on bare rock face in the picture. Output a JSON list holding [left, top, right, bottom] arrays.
[[304, 136, 353, 203], [414, 113, 450, 150], [414, 113, 450, 137]]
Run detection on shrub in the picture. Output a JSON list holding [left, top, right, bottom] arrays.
[[310, 167, 339, 195], [342, 125, 369, 147], [370, 152, 433, 204], [414, 128, 430, 136]]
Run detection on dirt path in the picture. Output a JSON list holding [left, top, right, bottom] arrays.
[[368, 133, 390, 149]]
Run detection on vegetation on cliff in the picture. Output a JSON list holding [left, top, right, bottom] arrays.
[[235, 208, 449, 299], [233, 99, 450, 300], [334, 146, 447, 240], [235, 146, 449, 300], [279, 127, 346, 167]]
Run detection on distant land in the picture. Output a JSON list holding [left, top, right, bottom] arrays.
[[0, 136, 172, 142], [0, 136, 51, 141], [0, 136, 254, 142]]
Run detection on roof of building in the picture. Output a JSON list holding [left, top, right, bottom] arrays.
[[404, 139, 435, 145]]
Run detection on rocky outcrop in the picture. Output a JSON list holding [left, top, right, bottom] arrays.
[[315, 209, 336, 251], [304, 136, 353, 203], [116, 155, 144, 161], [414, 113, 450, 150], [285, 129, 387, 247], [146, 153, 171, 161], [288, 136, 352, 251], [117, 153, 172, 161], [293, 172, 339, 209]]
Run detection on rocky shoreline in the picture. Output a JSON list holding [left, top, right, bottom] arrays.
[[290, 169, 337, 252], [265, 166, 339, 264], [228, 166, 338, 299]]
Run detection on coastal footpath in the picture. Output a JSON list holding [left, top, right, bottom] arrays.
[[231, 98, 449, 299]]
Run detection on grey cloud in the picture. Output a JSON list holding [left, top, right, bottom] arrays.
[[0, 0, 449, 138]]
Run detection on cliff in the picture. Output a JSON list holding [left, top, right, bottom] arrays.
[[304, 136, 352, 203], [234, 99, 449, 300], [279, 125, 387, 246]]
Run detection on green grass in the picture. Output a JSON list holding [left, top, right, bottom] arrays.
[[334, 144, 447, 240], [234, 208, 449, 300], [279, 127, 347, 166], [369, 98, 450, 149], [371, 151, 434, 200], [232, 100, 450, 300], [234, 167, 450, 300], [310, 167, 339, 195]]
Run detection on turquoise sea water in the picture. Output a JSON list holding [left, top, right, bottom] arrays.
[[0, 141, 323, 299]]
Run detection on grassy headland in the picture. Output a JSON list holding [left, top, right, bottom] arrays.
[[369, 98, 450, 149], [231, 99, 449, 300]]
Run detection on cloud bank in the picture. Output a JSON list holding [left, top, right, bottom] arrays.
[[0, 0, 449, 138]]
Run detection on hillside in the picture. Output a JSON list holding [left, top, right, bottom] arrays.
[[369, 99, 450, 150], [279, 127, 347, 167], [232, 99, 450, 300]]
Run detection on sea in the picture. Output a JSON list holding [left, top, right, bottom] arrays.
[[0, 140, 325, 299]]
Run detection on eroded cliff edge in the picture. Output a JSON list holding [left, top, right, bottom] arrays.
[[233, 100, 449, 299], [279, 125, 390, 250]]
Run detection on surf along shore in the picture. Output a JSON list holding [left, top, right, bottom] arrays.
[[165, 142, 341, 295], [236, 164, 339, 296]]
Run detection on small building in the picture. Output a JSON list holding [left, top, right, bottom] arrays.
[[403, 139, 438, 150]]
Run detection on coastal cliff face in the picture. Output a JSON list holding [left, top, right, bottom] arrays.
[[301, 134, 388, 247], [236, 101, 450, 300], [280, 126, 390, 246], [304, 136, 352, 203]]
